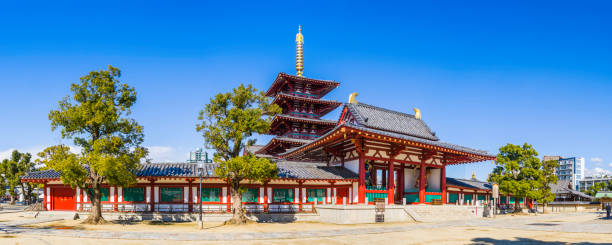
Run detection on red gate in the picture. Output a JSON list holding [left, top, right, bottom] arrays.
[[336, 187, 349, 204], [52, 187, 76, 211]]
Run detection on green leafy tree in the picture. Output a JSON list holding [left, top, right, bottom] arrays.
[[488, 143, 544, 212], [584, 181, 611, 196], [196, 84, 281, 224], [39, 65, 146, 224], [0, 150, 38, 205], [537, 160, 559, 213]]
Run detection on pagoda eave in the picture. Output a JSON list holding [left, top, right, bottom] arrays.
[[265, 73, 340, 97]]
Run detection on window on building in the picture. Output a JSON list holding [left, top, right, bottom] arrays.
[[242, 188, 258, 203], [88, 188, 110, 202], [273, 188, 293, 203], [160, 187, 183, 203], [200, 188, 220, 202], [124, 187, 145, 202], [307, 189, 325, 202]]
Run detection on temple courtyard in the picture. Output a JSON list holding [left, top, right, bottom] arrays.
[[1, 211, 611, 244]]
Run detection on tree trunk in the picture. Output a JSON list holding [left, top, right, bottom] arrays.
[[513, 198, 523, 213], [82, 185, 106, 224], [226, 181, 247, 225], [9, 195, 15, 205]]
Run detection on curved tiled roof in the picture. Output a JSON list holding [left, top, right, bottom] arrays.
[[281, 123, 494, 159], [22, 161, 357, 181], [276, 161, 358, 180], [446, 177, 492, 190], [346, 102, 438, 141]]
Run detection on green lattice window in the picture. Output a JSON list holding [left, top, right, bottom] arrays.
[[160, 187, 182, 203], [307, 189, 325, 202], [200, 188, 220, 202], [124, 187, 145, 202], [448, 193, 459, 203], [88, 188, 109, 202], [477, 195, 486, 201], [242, 188, 258, 203], [273, 188, 293, 203], [464, 194, 473, 203]]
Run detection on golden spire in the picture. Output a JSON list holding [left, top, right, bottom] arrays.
[[472, 171, 476, 179], [296, 25, 304, 76]]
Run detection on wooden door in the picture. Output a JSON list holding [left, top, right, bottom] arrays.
[[52, 187, 76, 210], [336, 188, 349, 204]]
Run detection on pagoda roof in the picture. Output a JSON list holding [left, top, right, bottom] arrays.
[[265, 73, 340, 97], [272, 114, 337, 126], [273, 93, 342, 115], [254, 136, 312, 156], [22, 161, 357, 182], [343, 102, 439, 141]]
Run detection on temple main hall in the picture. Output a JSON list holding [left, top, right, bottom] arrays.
[[22, 27, 497, 214]]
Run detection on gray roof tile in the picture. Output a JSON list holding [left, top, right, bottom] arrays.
[[23, 161, 357, 181], [346, 103, 439, 141]]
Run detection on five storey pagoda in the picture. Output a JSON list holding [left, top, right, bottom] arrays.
[[256, 26, 342, 156]]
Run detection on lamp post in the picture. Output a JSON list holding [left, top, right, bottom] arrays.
[[198, 162, 204, 229]]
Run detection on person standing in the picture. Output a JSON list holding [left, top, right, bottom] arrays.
[[606, 203, 611, 219]]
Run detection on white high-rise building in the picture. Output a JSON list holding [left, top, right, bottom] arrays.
[[555, 157, 585, 190]]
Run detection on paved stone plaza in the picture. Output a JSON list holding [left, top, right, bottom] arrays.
[[1, 211, 611, 244]]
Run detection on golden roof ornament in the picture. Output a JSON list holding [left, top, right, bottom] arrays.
[[348, 92, 358, 104], [296, 25, 304, 77], [414, 108, 421, 120], [472, 172, 476, 179]]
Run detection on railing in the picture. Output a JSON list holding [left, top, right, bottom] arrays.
[[366, 186, 387, 191]]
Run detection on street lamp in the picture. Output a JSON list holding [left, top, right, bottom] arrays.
[[197, 162, 204, 229]]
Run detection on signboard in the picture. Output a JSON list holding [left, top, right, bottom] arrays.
[[492, 184, 499, 199]]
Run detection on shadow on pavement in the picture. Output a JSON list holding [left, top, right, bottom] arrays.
[[471, 237, 612, 245]]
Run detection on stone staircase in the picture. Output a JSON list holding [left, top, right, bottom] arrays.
[[404, 205, 482, 222]]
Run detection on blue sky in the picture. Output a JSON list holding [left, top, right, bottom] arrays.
[[1, 1, 611, 180]]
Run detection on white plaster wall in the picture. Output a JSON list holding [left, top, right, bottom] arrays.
[[46, 187, 51, 210], [222, 187, 227, 203], [352, 182, 358, 203], [110, 187, 115, 203], [259, 187, 265, 203], [76, 187, 81, 209], [153, 187, 159, 203], [192, 187, 197, 203], [267, 188, 272, 204], [118, 187, 123, 202], [345, 159, 359, 174], [183, 187, 189, 203], [428, 168, 441, 191], [146, 187, 151, 203]]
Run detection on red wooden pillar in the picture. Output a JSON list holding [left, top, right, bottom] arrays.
[[226, 181, 231, 213], [114, 186, 118, 211], [441, 166, 447, 203], [188, 179, 193, 212], [399, 164, 404, 203], [43, 182, 47, 211], [263, 181, 268, 212], [358, 154, 366, 204], [298, 181, 303, 211], [388, 160, 395, 204], [418, 164, 425, 204], [150, 180, 156, 212]]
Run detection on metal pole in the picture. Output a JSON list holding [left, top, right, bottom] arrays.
[[199, 169, 203, 229]]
